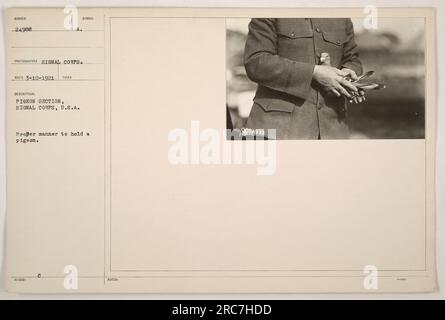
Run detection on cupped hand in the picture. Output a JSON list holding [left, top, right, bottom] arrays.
[[313, 65, 358, 99]]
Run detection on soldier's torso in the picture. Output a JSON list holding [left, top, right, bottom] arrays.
[[275, 18, 349, 68], [247, 18, 351, 140]]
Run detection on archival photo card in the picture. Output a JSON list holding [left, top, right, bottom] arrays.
[[4, 7, 437, 293]]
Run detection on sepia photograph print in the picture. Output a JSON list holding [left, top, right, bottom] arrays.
[[226, 18, 425, 140]]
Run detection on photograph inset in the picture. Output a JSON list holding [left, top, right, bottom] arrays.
[[226, 18, 425, 140]]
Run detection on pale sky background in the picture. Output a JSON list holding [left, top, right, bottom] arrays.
[[227, 18, 425, 43]]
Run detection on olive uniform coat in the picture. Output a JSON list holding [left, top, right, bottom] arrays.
[[244, 18, 363, 139]]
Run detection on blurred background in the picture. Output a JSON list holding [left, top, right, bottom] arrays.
[[226, 18, 425, 139]]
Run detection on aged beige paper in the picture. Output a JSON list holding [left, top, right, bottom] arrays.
[[4, 7, 436, 293]]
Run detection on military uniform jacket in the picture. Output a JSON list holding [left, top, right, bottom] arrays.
[[244, 18, 363, 139]]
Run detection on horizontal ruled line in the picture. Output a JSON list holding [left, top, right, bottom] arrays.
[[12, 29, 104, 32], [11, 62, 104, 65], [11, 46, 104, 49], [10, 275, 430, 279], [11, 79, 104, 82]]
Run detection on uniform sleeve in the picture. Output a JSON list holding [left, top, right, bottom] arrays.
[[340, 19, 363, 76], [244, 18, 315, 100]]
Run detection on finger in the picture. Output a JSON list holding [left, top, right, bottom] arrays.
[[331, 88, 341, 97], [336, 85, 352, 99], [339, 78, 358, 93], [359, 90, 366, 96]]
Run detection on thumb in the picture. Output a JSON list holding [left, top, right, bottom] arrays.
[[344, 69, 358, 80]]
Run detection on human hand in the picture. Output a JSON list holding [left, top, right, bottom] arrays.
[[341, 68, 359, 82], [341, 68, 366, 104], [313, 65, 358, 99], [348, 89, 366, 104]]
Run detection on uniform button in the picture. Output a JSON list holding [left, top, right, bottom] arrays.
[[315, 27, 321, 33], [290, 32, 295, 37], [336, 40, 341, 45]]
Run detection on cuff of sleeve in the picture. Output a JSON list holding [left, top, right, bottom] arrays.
[[286, 62, 315, 100]]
